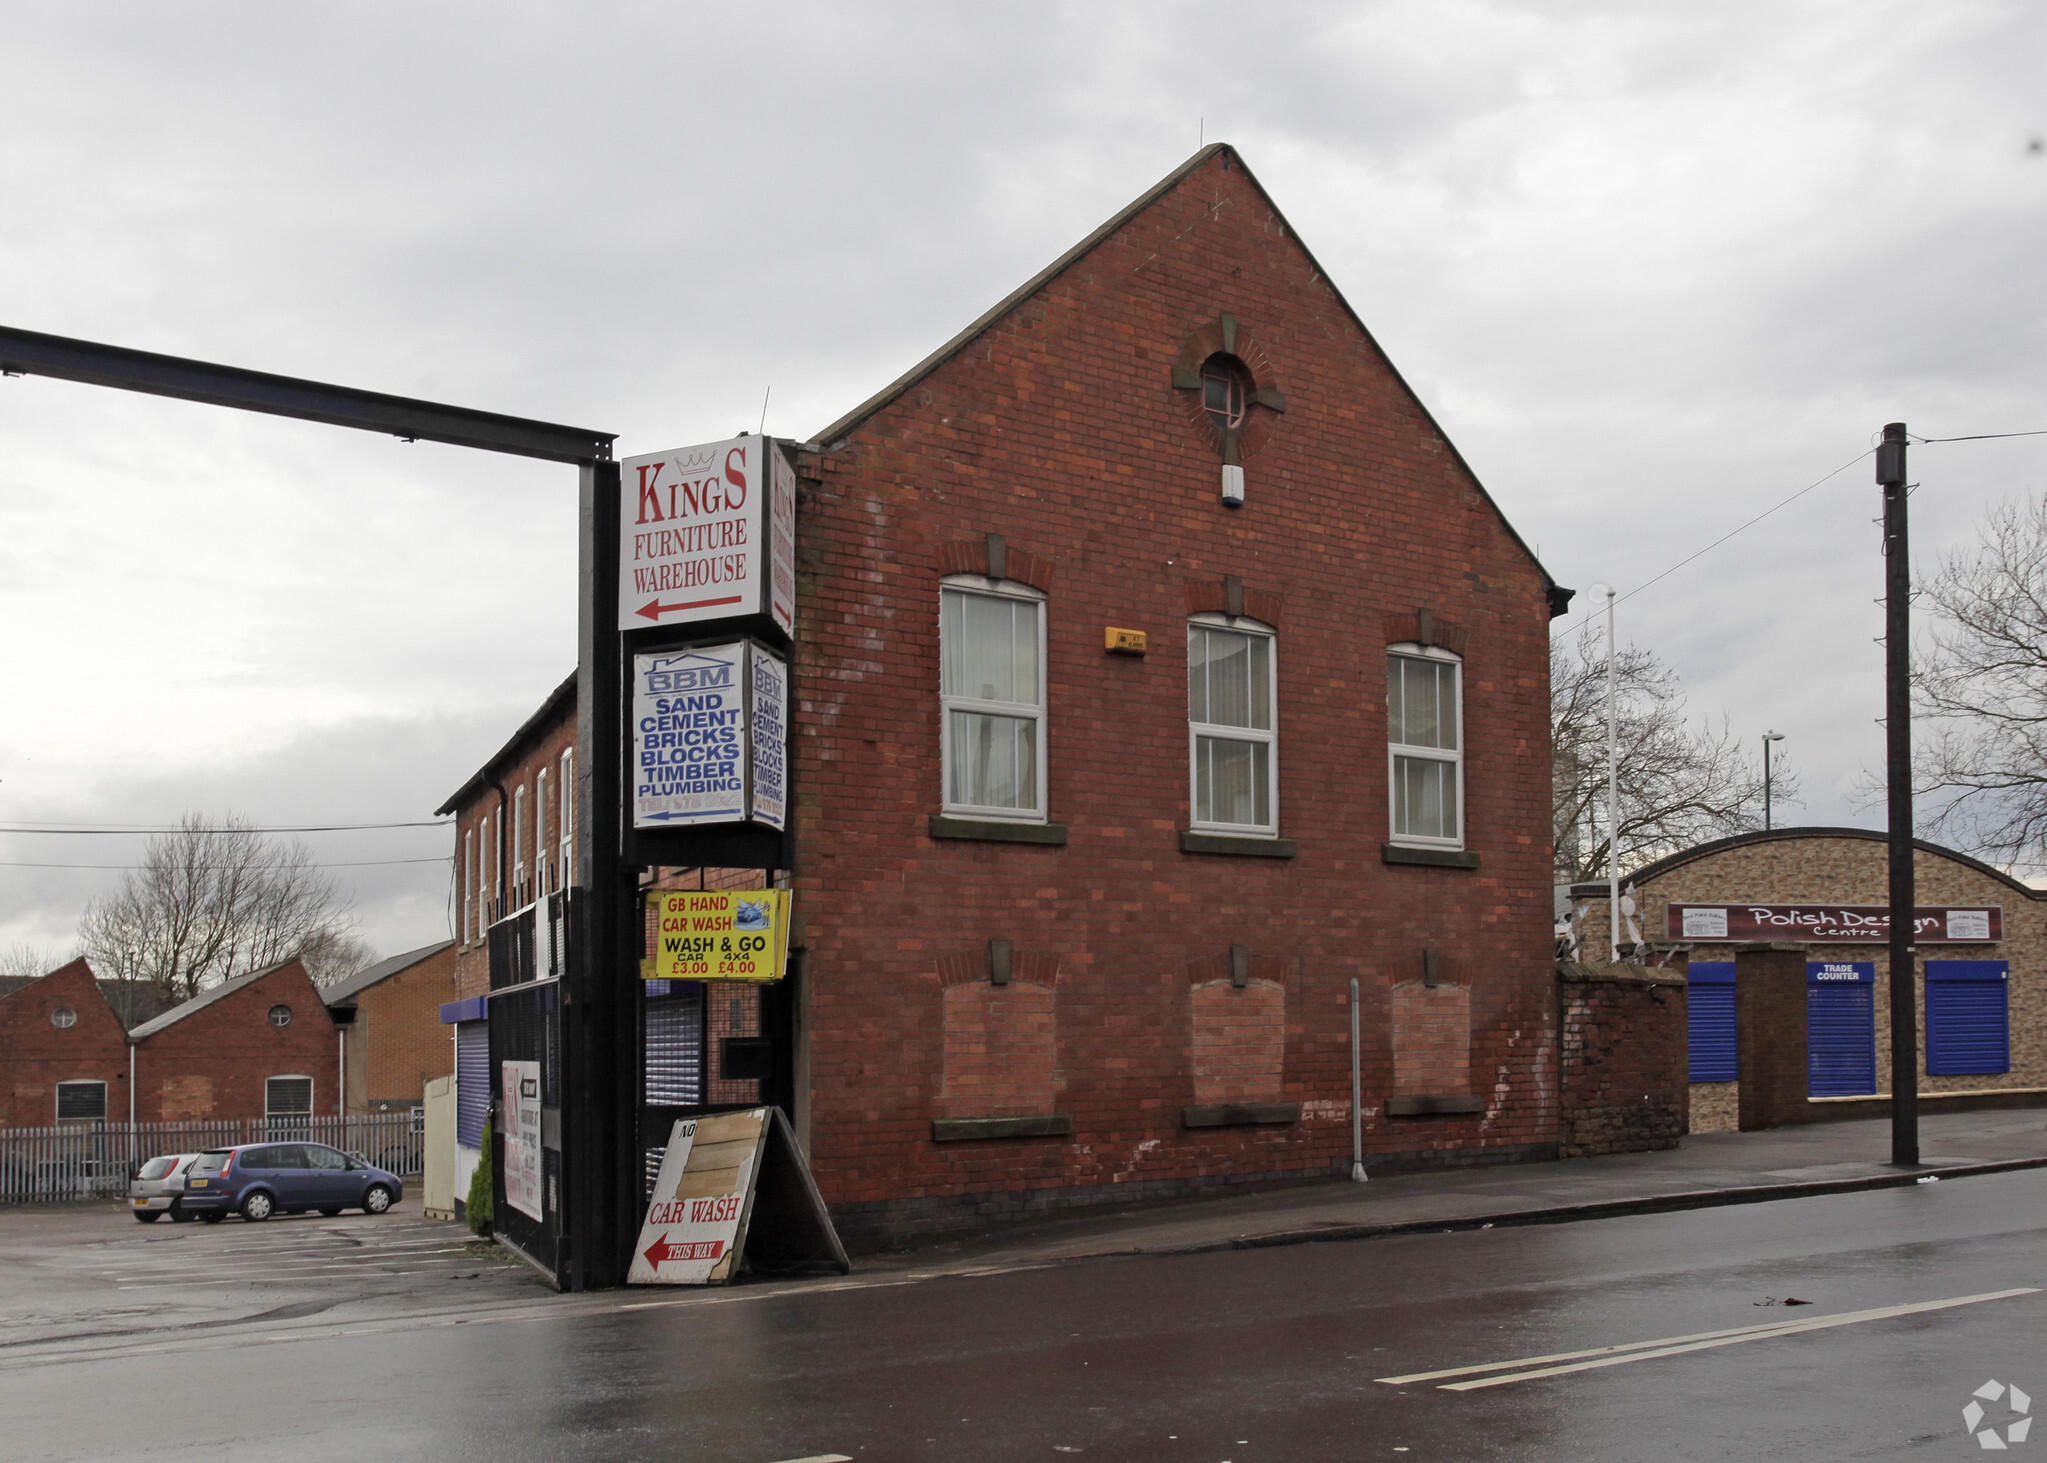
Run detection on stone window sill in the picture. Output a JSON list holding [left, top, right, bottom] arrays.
[[929, 816, 1069, 846], [930, 1114, 1072, 1142], [1181, 1102, 1301, 1128], [1385, 1094, 1484, 1116], [1382, 843, 1479, 869], [1180, 831, 1297, 858]]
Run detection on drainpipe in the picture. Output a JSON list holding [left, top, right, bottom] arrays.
[[128, 1040, 136, 1126], [339, 1026, 346, 1116]]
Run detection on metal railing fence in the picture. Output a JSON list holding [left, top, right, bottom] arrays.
[[0, 1112, 424, 1203]]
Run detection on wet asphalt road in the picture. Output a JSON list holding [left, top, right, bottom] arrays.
[[4, 1171, 2045, 1462]]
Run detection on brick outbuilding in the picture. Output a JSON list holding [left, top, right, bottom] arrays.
[[447, 145, 1572, 1247], [127, 959, 344, 1123], [324, 940, 457, 1113], [0, 959, 132, 1127]]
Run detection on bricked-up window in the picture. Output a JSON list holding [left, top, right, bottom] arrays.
[[1201, 353, 1251, 432], [55, 1080, 106, 1123], [1388, 646, 1463, 848], [940, 579, 1047, 820], [1188, 617, 1278, 834]]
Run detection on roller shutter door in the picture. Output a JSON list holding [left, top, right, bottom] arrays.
[[1807, 961, 1876, 1097], [644, 982, 704, 1106], [1687, 961, 1737, 1081], [456, 1020, 490, 1150], [1926, 961, 2010, 1076]]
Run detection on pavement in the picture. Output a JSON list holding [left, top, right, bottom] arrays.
[[863, 1108, 2047, 1276]]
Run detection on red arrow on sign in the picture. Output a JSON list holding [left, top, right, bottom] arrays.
[[643, 1234, 723, 1268], [636, 595, 743, 622]]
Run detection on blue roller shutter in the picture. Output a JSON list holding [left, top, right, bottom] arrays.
[[1926, 961, 2010, 1076], [455, 1020, 490, 1150], [1808, 961, 1876, 1097], [1687, 962, 1738, 1081]]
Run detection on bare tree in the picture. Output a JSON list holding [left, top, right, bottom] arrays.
[[295, 927, 380, 988], [1552, 625, 1793, 882], [1, 940, 77, 978], [1909, 493, 2047, 871], [77, 813, 367, 1004]]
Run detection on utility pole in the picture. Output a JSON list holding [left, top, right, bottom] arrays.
[[1762, 731, 1785, 830], [1605, 586, 1620, 961], [1878, 422, 1919, 1167]]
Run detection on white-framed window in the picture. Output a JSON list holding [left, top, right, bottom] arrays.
[[55, 1079, 106, 1123], [512, 783, 528, 894], [558, 748, 576, 884], [534, 766, 551, 892], [1188, 615, 1278, 834], [461, 829, 474, 944], [940, 577, 1047, 820], [1387, 644, 1464, 848]]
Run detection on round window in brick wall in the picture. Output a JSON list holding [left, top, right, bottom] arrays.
[[51, 1007, 77, 1029], [1201, 353, 1252, 432], [269, 1004, 293, 1028]]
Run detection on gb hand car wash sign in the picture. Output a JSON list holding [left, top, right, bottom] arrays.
[[619, 434, 795, 636]]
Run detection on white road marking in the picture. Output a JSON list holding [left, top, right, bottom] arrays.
[[765, 1455, 853, 1462], [1377, 1288, 2041, 1390]]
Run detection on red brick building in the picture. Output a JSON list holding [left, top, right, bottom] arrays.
[[126, 959, 343, 1123], [447, 145, 1569, 1246], [0, 959, 132, 1127], [324, 940, 457, 1113]]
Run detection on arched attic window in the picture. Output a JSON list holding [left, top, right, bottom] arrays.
[[1201, 354, 1252, 434]]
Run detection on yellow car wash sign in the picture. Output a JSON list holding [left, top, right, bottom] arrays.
[[642, 889, 790, 982]]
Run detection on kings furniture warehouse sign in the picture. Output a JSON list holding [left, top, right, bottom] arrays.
[[642, 889, 792, 982], [619, 434, 796, 637], [631, 641, 787, 830], [1667, 904, 2003, 943]]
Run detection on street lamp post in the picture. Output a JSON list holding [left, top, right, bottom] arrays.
[[1762, 731, 1785, 830]]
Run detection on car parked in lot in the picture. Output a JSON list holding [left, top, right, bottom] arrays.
[[179, 1141, 403, 1222], [128, 1152, 201, 1223]]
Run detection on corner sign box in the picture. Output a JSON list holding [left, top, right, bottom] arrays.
[[1668, 903, 2002, 943], [619, 434, 796, 637], [631, 641, 787, 832], [643, 888, 792, 982]]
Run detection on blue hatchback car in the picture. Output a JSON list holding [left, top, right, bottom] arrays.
[[179, 1141, 403, 1223]]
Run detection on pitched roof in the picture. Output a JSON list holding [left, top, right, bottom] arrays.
[[320, 940, 455, 1006], [125, 959, 321, 1041], [0, 970, 177, 1028], [808, 143, 1559, 597], [436, 670, 576, 816]]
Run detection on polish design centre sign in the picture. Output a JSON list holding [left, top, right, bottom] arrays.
[[1667, 903, 2002, 943], [631, 641, 787, 830], [619, 434, 795, 636]]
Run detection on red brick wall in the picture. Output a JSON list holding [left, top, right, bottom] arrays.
[[451, 719, 578, 1001], [350, 945, 458, 1109], [1390, 982, 1472, 1095], [0, 960, 130, 1127], [1190, 980, 1285, 1104], [134, 961, 343, 1121], [792, 148, 1559, 1230], [939, 980, 1059, 1119], [1556, 965, 1688, 1156]]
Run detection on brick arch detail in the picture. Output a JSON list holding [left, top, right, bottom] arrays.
[[1169, 315, 1284, 463]]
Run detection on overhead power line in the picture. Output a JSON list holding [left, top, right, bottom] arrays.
[[1912, 428, 2047, 444], [0, 820, 452, 835], [0, 856, 453, 871]]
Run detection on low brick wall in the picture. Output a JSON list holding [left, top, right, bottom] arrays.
[[1557, 963, 1690, 1157]]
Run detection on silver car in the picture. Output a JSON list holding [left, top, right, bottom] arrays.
[[128, 1153, 199, 1223]]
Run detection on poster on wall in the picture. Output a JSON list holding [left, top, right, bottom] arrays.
[[618, 434, 795, 635], [641, 888, 792, 982], [630, 641, 788, 831], [499, 1060, 543, 1222]]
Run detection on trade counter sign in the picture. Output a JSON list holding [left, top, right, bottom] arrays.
[[642, 888, 791, 982], [631, 641, 786, 831], [618, 434, 796, 637]]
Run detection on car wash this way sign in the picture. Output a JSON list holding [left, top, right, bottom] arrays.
[[619, 434, 796, 636]]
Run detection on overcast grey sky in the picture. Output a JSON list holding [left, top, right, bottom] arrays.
[[4, 2, 2045, 965]]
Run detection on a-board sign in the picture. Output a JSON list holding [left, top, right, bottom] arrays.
[[642, 888, 791, 982], [618, 434, 795, 637], [631, 640, 786, 831], [500, 1060, 543, 1222], [628, 1106, 850, 1286]]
